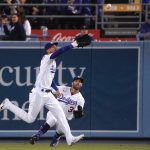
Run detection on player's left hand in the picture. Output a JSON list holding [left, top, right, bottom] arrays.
[[76, 34, 92, 47], [73, 105, 84, 118]]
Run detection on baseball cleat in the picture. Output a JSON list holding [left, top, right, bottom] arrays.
[[0, 98, 9, 111], [50, 133, 62, 147], [29, 134, 40, 145], [68, 134, 84, 146], [72, 134, 84, 144]]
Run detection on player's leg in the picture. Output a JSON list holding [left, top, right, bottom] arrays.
[[30, 122, 50, 145], [50, 124, 64, 147], [46, 111, 64, 147], [30, 110, 63, 147], [50, 132, 63, 147], [0, 90, 44, 123], [50, 118, 84, 147], [45, 93, 84, 145], [30, 111, 57, 144]]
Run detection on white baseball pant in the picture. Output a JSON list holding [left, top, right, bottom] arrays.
[[5, 88, 74, 145]]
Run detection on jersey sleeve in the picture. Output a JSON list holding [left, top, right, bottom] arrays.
[[57, 85, 66, 92], [79, 98, 85, 108], [72, 96, 85, 120], [51, 85, 64, 94], [75, 96, 85, 111]]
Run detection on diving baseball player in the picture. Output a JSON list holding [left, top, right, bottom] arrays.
[[30, 76, 85, 147], [0, 36, 91, 145]]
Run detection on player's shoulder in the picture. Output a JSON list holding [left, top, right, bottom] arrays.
[[76, 92, 85, 107], [77, 92, 85, 101], [43, 54, 50, 58], [41, 54, 51, 61]]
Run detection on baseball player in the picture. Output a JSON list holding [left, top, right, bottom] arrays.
[[0, 39, 89, 145], [30, 76, 85, 147]]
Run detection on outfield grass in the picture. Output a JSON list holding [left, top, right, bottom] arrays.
[[0, 143, 150, 150]]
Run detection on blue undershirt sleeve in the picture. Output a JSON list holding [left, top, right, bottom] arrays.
[[50, 44, 74, 59], [51, 80, 58, 91]]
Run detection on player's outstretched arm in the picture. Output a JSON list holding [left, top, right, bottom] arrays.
[[50, 41, 78, 59], [50, 34, 92, 59]]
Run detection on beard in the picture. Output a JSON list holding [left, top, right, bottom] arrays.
[[72, 84, 80, 91]]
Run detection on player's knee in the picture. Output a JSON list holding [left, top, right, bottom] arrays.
[[26, 116, 36, 123], [51, 117, 57, 127], [46, 117, 57, 127]]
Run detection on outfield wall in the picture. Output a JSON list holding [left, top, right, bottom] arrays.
[[0, 41, 149, 138]]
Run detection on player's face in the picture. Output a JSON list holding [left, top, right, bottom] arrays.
[[72, 79, 82, 90], [47, 45, 57, 54]]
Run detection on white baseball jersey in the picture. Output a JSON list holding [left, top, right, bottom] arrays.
[[55, 85, 85, 120], [35, 54, 56, 89]]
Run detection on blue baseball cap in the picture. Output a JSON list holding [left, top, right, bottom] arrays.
[[73, 76, 84, 83], [44, 42, 58, 50]]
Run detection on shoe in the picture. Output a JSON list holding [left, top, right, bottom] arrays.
[[66, 134, 84, 146], [71, 134, 84, 145], [0, 98, 10, 111], [50, 133, 62, 147], [29, 134, 40, 145]]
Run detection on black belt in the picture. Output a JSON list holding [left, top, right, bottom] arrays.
[[41, 89, 51, 93]]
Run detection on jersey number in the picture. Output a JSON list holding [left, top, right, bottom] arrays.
[[68, 106, 74, 112]]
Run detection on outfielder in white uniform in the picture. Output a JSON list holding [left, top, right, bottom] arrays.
[[30, 76, 85, 147], [0, 41, 84, 145]]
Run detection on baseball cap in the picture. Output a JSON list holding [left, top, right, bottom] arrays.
[[73, 76, 84, 83], [44, 42, 58, 50]]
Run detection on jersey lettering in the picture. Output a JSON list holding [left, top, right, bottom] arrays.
[[58, 94, 77, 106]]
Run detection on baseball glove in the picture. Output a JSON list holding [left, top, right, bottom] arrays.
[[76, 34, 92, 47], [73, 105, 84, 119]]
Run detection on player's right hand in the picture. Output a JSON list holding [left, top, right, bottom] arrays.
[[55, 90, 62, 98]]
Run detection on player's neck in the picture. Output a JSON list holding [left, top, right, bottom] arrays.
[[70, 87, 79, 95]]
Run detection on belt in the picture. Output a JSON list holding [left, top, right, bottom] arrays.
[[41, 88, 51, 93]]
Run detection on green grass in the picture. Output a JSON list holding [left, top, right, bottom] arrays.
[[0, 143, 150, 150]]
